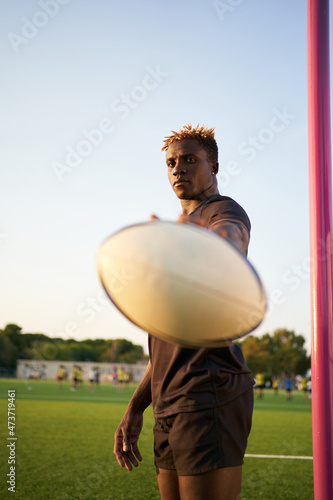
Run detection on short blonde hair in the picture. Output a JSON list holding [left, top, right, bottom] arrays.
[[162, 123, 218, 162]]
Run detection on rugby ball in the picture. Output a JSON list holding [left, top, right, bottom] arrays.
[[97, 221, 266, 348]]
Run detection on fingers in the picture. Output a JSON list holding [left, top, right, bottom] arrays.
[[114, 445, 142, 472], [125, 449, 140, 470], [116, 449, 135, 471], [131, 443, 142, 463], [150, 213, 205, 228], [177, 214, 188, 223], [113, 435, 126, 468], [114, 449, 126, 469], [177, 213, 206, 227], [114, 432, 142, 472]]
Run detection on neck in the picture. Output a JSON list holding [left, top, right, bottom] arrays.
[[180, 185, 220, 215]]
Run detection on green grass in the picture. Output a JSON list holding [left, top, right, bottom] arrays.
[[243, 390, 313, 499], [0, 380, 313, 499]]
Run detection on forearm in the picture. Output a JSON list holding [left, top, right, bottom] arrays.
[[127, 361, 152, 413], [177, 213, 250, 255]]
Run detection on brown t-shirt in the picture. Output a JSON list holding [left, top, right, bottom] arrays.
[[149, 195, 254, 417]]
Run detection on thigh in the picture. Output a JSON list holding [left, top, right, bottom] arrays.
[[157, 468, 181, 500], [178, 466, 242, 500]]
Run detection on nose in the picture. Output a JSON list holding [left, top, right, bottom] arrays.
[[172, 160, 186, 175]]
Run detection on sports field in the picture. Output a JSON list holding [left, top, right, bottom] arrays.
[[0, 379, 313, 499]]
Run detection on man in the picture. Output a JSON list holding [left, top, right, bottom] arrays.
[[255, 372, 265, 399], [114, 124, 254, 500]]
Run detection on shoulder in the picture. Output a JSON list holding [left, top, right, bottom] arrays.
[[197, 195, 251, 233]]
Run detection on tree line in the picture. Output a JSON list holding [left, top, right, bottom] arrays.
[[0, 324, 146, 369], [0, 324, 310, 376], [237, 328, 310, 376]]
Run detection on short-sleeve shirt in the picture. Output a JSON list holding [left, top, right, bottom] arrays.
[[149, 195, 254, 418]]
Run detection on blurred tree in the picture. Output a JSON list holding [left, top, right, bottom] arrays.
[[101, 338, 144, 363], [239, 335, 273, 374], [0, 331, 17, 368], [269, 328, 310, 375], [239, 328, 310, 376], [2, 324, 24, 356]]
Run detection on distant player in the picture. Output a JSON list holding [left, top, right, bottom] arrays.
[[57, 365, 65, 389], [301, 377, 308, 401], [272, 377, 279, 395], [285, 376, 293, 400], [88, 368, 96, 392], [255, 372, 265, 399], [71, 365, 78, 391]]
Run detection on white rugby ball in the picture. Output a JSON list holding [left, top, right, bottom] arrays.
[[97, 221, 266, 348]]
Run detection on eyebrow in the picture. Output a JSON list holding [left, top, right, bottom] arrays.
[[166, 152, 199, 161]]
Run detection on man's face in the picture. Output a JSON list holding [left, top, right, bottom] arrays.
[[166, 139, 217, 199]]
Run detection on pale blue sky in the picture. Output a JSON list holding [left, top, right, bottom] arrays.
[[1, 0, 332, 354]]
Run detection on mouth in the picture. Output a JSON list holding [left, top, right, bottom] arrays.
[[173, 180, 189, 187]]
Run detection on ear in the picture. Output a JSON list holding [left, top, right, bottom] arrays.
[[211, 162, 219, 175]]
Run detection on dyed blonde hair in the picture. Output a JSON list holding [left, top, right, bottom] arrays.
[[161, 123, 218, 163]]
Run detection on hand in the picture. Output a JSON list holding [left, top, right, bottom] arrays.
[[178, 213, 249, 255], [177, 213, 206, 227], [113, 409, 143, 471], [150, 213, 205, 227]]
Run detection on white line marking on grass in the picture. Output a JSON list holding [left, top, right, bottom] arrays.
[[0, 394, 130, 402], [245, 454, 313, 460], [255, 403, 311, 409]]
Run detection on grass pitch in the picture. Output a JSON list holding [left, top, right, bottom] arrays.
[[0, 380, 313, 499]]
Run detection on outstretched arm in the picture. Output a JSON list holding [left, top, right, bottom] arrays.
[[113, 361, 152, 471], [208, 218, 250, 255], [177, 213, 250, 255]]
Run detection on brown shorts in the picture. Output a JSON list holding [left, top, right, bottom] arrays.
[[153, 388, 253, 476]]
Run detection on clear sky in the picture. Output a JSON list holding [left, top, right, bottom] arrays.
[[1, 0, 332, 355]]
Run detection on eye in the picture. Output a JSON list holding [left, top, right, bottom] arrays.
[[186, 156, 195, 163], [166, 158, 176, 168]]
